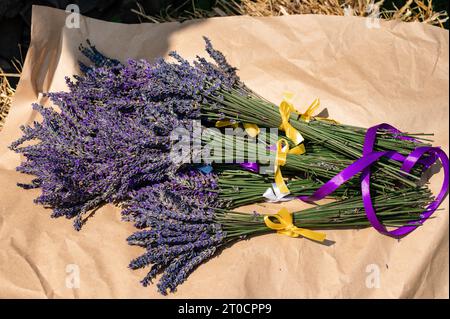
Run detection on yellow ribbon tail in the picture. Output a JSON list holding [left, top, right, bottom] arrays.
[[300, 98, 320, 123], [284, 125, 304, 145], [273, 138, 304, 194], [292, 228, 327, 242], [288, 144, 306, 155], [215, 120, 238, 128], [274, 139, 290, 194], [274, 169, 289, 194], [299, 98, 339, 124], [216, 121, 261, 137], [314, 116, 340, 125], [243, 123, 260, 138], [264, 208, 326, 242], [279, 100, 305, 146]]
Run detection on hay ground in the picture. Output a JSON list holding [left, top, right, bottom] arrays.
[[1, 0, 448, 130], [0, 51, 21, 130], [0, 69, 16, 130], [133, 0, 448, 27]]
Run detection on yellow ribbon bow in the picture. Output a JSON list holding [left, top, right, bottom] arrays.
[[264, 207, 326, 242], [215, 120, 260, 138]]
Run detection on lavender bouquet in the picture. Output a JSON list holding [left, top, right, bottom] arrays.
[[9, 39, 447, 295], [123, 168, 432, 295], [7, 40, 372, 228]]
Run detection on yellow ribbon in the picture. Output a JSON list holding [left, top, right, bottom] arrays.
[[274, 139, 290, 194], [300, 98, 340, 124], [215, 120, 238, 129], [215, 120, 260, 138], [300, 98, 320, 123], [264, 207, 326, 242], [243, 123, 260, 138], [278, 100, 306, 155]]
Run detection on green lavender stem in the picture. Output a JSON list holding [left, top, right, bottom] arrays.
[[215, 167, 357, 207], [214, 187, 432, 241], [202, 130, 415, 195], [201, 89, 431, 188]]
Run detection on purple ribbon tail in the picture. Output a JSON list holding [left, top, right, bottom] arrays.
[[239, 162, 260, 173]]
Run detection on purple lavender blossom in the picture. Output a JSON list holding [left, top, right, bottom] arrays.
[[124, 168, 227, 294], [11, 38, 240, 294], [11, 38, 239, 230]]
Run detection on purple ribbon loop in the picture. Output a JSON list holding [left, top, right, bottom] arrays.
[[299, 123, 449, 238]]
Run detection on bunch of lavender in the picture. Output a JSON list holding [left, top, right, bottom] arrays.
[[197, 47, 431, 188], [203, 130, 417, 194], [77, 39, 431, 190], [122, 169, 227, 294], [8, 37, 444, 297], [75, 40, 431, 198], [124, 168, 432, 294], [10, 83, 171, 229], [10, 39, 249, 230], [215, 167, 358, 206]]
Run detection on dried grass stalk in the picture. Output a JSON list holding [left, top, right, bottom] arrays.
[[133, 0, 448, 27], [0, 55, 21, 130], [2, 1, 448, 130], [0, 69, 16, 130]]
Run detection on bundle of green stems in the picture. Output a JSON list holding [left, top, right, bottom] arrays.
[[214, 167, 357, 207], [202, 88, 433, 188], [201, 130, 421, 195], [214, 186, 433, 242]]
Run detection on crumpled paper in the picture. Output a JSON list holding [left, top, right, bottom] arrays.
[[0, 5, 448, 298]]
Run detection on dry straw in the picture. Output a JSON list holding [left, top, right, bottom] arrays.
[[0, 70, 16, 130], [1, 1, 448, 129], [133, 0, 448, 27], [0, 49, 22, 130]]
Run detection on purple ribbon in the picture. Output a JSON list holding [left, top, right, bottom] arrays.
[[236, 122, 448, 237], [298, 123, 449, 238], [239, 162, 260, 173]]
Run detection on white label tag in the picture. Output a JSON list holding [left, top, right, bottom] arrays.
[[263, 183, 292, 202]]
